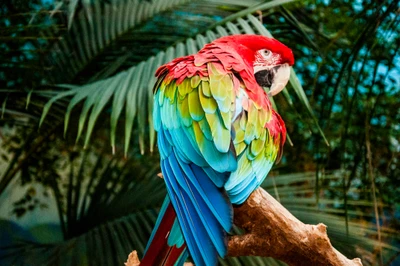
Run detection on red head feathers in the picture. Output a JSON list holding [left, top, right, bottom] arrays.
[[212, 34, 294, 66]]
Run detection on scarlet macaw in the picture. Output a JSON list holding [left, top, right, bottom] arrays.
[[141, 34, 294, 266]]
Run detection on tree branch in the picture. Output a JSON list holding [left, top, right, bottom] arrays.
[[228, 188, 362, 265], [126, 188, 363, 266]]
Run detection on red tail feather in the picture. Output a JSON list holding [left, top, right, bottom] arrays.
[[141, 204, 186, 266]]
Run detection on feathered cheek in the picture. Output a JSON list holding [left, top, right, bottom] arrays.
[[253, 54, 268, 68], [253, 53, 280, 68]]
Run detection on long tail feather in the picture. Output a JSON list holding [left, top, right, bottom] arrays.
[[162, 151, 232, 266], [141, 196, 187, 266]]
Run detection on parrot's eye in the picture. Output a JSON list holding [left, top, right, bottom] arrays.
[[260, 49, 272, 58]]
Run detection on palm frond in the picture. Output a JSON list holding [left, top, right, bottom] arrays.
[[2, 1, 398, 266], [46, 0, 191, 83], [46, 0, 276, 84], [40, 14, 326, 156]]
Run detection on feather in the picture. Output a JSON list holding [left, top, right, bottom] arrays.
[[144, 196, 171, 253], [153, 96, 162, 131], [158, 83, 166, 106], [175, 250, 189, 266], [168, 219, 185, 248], [234, 142, 247, 156], [168, 155, 228, 256], [165, 81, 178, 102], [163, 158, 218, 266], [233, 127, 245, 144], [178, 78, 193, 97], [208, 64, 229, 101], [188, 89, 205, 121], [198, 117, 212, 141], [203, 166, 228, 188], [201, 80, 211, 97], [190, 75, 202, 89], [250, 138, 265, 158], [225, 153, 252, 191], [148, 34, 292, 265], [228, 177, 258, 204], [188, 164, 233, 231], [169, 128, 206, 167], [177, 96, 192, 127], [193, 123, 235, 172], [157, 129, 172, 159], [199, 85, 218, 114], [219, 108, 231, 129], [205, 113, 231, 153], [140, 196, 187, 266]]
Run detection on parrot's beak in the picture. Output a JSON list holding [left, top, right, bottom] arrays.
[[254, 63, 291, 96]]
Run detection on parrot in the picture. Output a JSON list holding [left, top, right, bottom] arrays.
[[140, 34, 294, 266]]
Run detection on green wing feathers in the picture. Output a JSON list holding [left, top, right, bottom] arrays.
[[155, 60, 285, 203], [226, 84, 284, 204], [156, 61, 237, 176]]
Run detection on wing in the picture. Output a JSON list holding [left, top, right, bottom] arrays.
[[225, 83, 286, 204], [153, 58, 237, 265]]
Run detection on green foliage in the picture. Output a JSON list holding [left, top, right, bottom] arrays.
[[39, 13, 324, 157], [0, 0, 399, 265]]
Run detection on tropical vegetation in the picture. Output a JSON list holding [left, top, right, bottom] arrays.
[[0, 0, 399, 265]]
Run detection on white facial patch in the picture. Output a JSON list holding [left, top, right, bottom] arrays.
[[253, 65, 274, 73]]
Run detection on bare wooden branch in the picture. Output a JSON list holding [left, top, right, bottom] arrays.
[[125, 252, 193, 266], [229, 188, 363, 266], [127, 187, 363, 265], [125, 251, 140, 266]]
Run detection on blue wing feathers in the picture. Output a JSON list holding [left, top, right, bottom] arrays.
[[154, 82, 236, 265], [203, 166, 228, 188], [170, 128, 206, 166], [168, 219, 185, 248], [188, 164, 232, 232], [179, 168, 228, 256], [157, 130, 172, 159], [166, 152, 229, 258], [150, 54, 286, 264], [163, 160, 213, 266], [175, 250, 189, 266], [195, 135, 236, 173], [228, 178, 258, 204], [153, 98, 162, 131], [161, 162, 205, 264]]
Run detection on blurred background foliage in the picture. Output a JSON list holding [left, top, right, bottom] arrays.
[[0, 0, 399, 265]]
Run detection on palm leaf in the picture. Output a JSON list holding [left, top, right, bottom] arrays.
[[40, 13, 325, 156], [46, 0, 192, 83], [46, 0, 244, 83], [2, 1, 398, 266]]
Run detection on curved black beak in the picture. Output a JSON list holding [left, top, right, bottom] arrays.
[[254, 63, 291, 96]]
